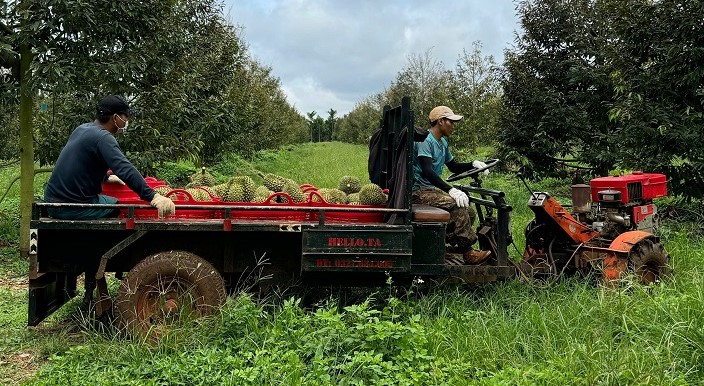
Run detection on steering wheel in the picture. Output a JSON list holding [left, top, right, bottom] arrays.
[[447, 159, 500, 182]]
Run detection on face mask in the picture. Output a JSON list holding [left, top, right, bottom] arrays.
[[114, 114, 129, 134]]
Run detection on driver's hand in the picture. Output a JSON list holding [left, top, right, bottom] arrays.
[[472, 160, 490, 175], [448, 188, 469, 208]]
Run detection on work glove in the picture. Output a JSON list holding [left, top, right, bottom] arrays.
[[448, 187, 469, 208], [107, 174, 126, 185], [150, 193, 176, 218], [472, 160, 490, 175]]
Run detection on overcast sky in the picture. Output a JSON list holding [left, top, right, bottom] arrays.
[[223, 0, 520, 116]]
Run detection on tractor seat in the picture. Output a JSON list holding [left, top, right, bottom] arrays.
[[411, 204, 450, 223]]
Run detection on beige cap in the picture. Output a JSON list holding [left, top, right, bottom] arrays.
[[429, 106, 463, 122]]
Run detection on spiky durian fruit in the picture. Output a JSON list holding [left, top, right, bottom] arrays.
[[312, 188, 347, 204], [262, 173, 287, 192], [252, 185, 274, 203], [188, 167, 216, 187], [227, 176, 256, 202], [223, 182, 245, 202], [186, 188, 211, 201], [211, 183, 229, 198], [282, 179, 305, 202], [154, 185, 172, 196], [359, 183, 386, 205], [346, 192, 360, 205], [338, 176, 361, 194]]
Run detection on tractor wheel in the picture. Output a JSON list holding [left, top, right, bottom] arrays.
[[115, 250, 226, 337], [628, 238, 671, 284]]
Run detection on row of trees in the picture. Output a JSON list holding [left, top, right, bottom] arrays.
[[0, 0, 308, 170], [335, 42, 502, 153], [306, 109, 338, 143]]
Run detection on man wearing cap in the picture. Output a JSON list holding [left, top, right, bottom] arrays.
[[412, 105, 491, 263], [44, 95, 175, 219]]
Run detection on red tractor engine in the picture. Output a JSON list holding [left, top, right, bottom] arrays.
[[522, 171, 670, 283], [571, 172, 668, 238]]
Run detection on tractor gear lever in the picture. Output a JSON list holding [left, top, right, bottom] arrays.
[[516, 171, 538, 200]]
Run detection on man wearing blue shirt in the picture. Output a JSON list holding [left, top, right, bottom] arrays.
[[44, 95, 175, 219], [412, 106, 491, 263]]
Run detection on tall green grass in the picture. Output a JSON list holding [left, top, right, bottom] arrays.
[[1, 142, 703, 385]]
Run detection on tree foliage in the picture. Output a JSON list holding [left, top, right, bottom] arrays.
[[498, 0, 704, 197], [0, 0, 307, 169], [338, 47, 502, 153], [449, 42, 502, 152]]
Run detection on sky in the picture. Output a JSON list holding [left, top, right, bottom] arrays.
[[222, 0, 520, 116]]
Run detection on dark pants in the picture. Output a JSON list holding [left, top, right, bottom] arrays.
[[412, 187, 478, 253], [47, 194, 121, 220]]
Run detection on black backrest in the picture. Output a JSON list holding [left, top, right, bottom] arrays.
[[368, 97, 414, 224]]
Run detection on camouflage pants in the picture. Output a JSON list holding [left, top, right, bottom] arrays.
[[412, 187, 477, 252]]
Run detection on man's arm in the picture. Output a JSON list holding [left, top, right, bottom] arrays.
[[97, 134, 155, 201], [418, 156, 452, 192], [446, 159, 474, 174]]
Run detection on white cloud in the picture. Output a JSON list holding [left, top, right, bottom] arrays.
[[224, 0, 519, 116]]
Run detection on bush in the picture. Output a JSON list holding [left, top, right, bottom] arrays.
[[153, 161, 197, 188]]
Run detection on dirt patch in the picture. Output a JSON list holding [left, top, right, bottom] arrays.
[[0, 351, 41, 386], [0, 276, 28, 291]]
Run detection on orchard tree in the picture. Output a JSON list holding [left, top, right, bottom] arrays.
[[450, 41, 502, 152], [1, 0, 179, 256], [602, 0, 704, 198], [498, 0, 616, 177], [326, 108, 337, 141], [498, 0, 704, 198], [336, 97, 382, 144], [384, 49, 453, 129]]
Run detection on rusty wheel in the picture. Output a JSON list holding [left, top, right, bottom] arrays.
[[628, 238, 671, 284], [115, 250, 226, 337]]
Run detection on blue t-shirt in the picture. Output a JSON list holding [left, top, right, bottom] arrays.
[[413, 134, 453, 190], [44, 122, 155, 203]]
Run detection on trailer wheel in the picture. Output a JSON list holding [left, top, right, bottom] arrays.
[[115, 250, 226, 337], [628, 238, 671, 284]]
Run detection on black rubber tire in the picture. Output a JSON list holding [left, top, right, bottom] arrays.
[[115, 250, 226, 337], [628, 238, 671, 284]]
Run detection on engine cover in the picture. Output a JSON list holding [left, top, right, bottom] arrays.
[[590, 172, 667, 204]]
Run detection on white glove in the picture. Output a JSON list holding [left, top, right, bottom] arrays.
[[107, 174, 126, 185], [472, 160, 490, 175], [448, 188, 469, 208], [150, 193, 176, 218]]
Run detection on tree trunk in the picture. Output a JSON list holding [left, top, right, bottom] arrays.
[[19, 42, 34, 258]]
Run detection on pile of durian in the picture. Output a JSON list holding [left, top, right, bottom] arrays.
[[156, 168, 387, 206]]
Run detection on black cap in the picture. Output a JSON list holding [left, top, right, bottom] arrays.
[[97, 95, 135, 116]]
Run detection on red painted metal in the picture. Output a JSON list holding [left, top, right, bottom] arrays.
[[603, 230, 655, 280], [590, 172, 667, 203]]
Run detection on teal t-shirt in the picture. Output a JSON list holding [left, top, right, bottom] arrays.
[[413, 134, 453, 190]]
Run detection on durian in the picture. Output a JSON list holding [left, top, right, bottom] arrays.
[[226, 176, 256, 202], [188, 167, 216, 187], [311, 188, 347, 204], [338, 176, 361, 194], [282, 179, 305, 202], [262, 173, 287, 192], [359, 183, 386, 205]]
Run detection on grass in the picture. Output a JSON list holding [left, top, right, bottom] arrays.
[[1, 141, 703, 385]]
